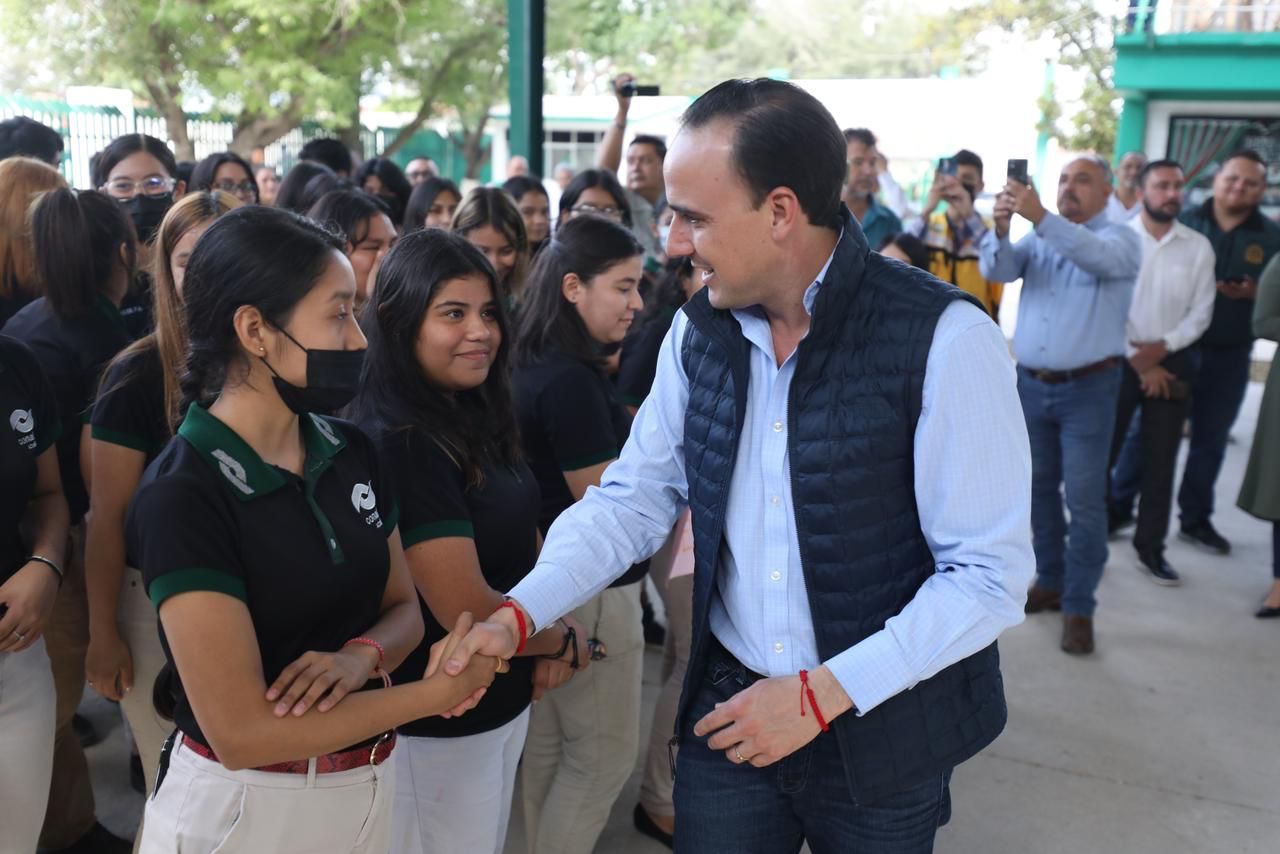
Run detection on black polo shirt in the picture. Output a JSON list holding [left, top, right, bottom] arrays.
[[368, 422, 539, 738], [617, 307, 679, 408], [91, 346, 170, 463], [0, 336, 61, 583], [125, 404, 399, 751], [1181, 199, 1280, 349], [513, 349, 646, 588], [1, 295, 133, 521]]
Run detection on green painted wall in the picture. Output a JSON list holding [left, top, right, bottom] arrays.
[[1114, 34, 1280, 97]]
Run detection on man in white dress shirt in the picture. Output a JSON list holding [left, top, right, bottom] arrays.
[[1108, 159, 1216, 585]]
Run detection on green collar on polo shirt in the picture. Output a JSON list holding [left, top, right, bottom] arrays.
[[178, 402, 347, 501]]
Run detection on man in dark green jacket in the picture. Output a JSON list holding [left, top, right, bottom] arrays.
[[1172, 150, 1280, 553]]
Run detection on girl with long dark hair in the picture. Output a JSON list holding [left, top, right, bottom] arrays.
[[125, 206, 502, 853], [351, 228, 587, 853], [306, 189, 397, 314], [355, 157, 412, 226], [1, 187, 139, 851], [84, 191, 242, 802], [189, 151, 260, 205], [511, 214, 647, 853], [452, 188, 530, 303], [403, 177, 461, 232]]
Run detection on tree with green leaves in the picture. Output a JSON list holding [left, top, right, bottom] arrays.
[[923, 0, 1119, 157]]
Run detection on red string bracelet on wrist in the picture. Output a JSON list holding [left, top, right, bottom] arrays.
[[344, 637, 392, 688], [499, 600, 528, 654], [799, 669, 831, 732]]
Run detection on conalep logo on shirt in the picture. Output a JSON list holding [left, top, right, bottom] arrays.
[[212, 449, 254, 496], [10, 408, 36, 450], [351, 481, 383, 528]]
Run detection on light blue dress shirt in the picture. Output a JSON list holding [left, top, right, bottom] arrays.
[[509, 253, 1034, 716], [978, 210, 1140, 371]]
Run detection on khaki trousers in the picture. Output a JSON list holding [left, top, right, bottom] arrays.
[[139, 737, 396, 854], [520, 583, 644, 854], [0, 638, 56, 854], [39, 525, 96, 849], [117, 566, 172, 794]]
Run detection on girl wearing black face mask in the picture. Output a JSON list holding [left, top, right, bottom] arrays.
[[95, 133, 186, 337], [126, 206, 504, 854]]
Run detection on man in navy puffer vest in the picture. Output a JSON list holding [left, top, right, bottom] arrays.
[[448, 78, 1035, 853]]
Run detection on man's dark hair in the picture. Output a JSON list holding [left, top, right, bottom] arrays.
[[1138, 158, 1184, 186], [842, 127, 877, 149], [630, 134, 667, 161], [954, 149, 984, 179], [0, 116, 64, 166], [683, 79, 846, 230], [1223, 148, 1268, 169], [299, 137, 354, 175]]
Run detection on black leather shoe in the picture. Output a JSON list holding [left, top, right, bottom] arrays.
[[1137, 551, 1181, 586], [1108, 509, 1135, 538], [1256, 605, 1280, 619], [633, 804, 674, 849], [1178, 520, 1231, 555]]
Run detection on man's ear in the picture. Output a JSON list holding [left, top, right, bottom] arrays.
[[767, 186, 803, 237]]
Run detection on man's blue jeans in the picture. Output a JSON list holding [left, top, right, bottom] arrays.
[[673, 638, 952, 854], [1016, 364, 1122, 617]]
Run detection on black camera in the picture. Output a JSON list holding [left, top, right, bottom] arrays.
[[938, 157, 958, 176], [618, 81, 660, 97]]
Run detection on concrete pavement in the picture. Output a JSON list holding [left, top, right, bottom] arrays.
[[83, 384, 1278, 853]]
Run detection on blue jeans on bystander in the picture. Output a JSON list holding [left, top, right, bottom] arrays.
[[1016, 364, 1123, 617]]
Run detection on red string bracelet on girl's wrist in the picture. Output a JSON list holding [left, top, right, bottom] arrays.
[[499, 599, 528, 654], [799, 669, 831, 732], [344, 637, 392, 688]]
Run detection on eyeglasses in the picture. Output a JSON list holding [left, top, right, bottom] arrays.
[[102, 176, 174, 199], [213, 180, 257, 199], [571, 203, 623, 221]]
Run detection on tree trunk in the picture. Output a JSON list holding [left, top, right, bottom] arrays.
[[229, 102, 306, 159], [142, 77, 195, 161], [454, 113, 492, 180]]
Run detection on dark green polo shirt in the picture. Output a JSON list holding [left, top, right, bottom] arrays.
[[1180, 199, 1280, 349], [125, 403, 399, 751], [0, 336, 61, 583]]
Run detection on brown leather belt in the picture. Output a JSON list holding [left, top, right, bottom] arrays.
[[182, 731, 395, 774], [1021, 356, 1121, 385]]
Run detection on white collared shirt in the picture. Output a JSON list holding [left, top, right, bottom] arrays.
[[1107, 192, 1141, 223], [1125, 217, 1217, 356]]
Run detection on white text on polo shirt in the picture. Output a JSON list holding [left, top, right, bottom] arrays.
[[352, 481, 383, 529], [10, 409, 36, 450]]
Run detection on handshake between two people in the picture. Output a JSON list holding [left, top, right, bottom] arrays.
[[424, 603, 591, 718]]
